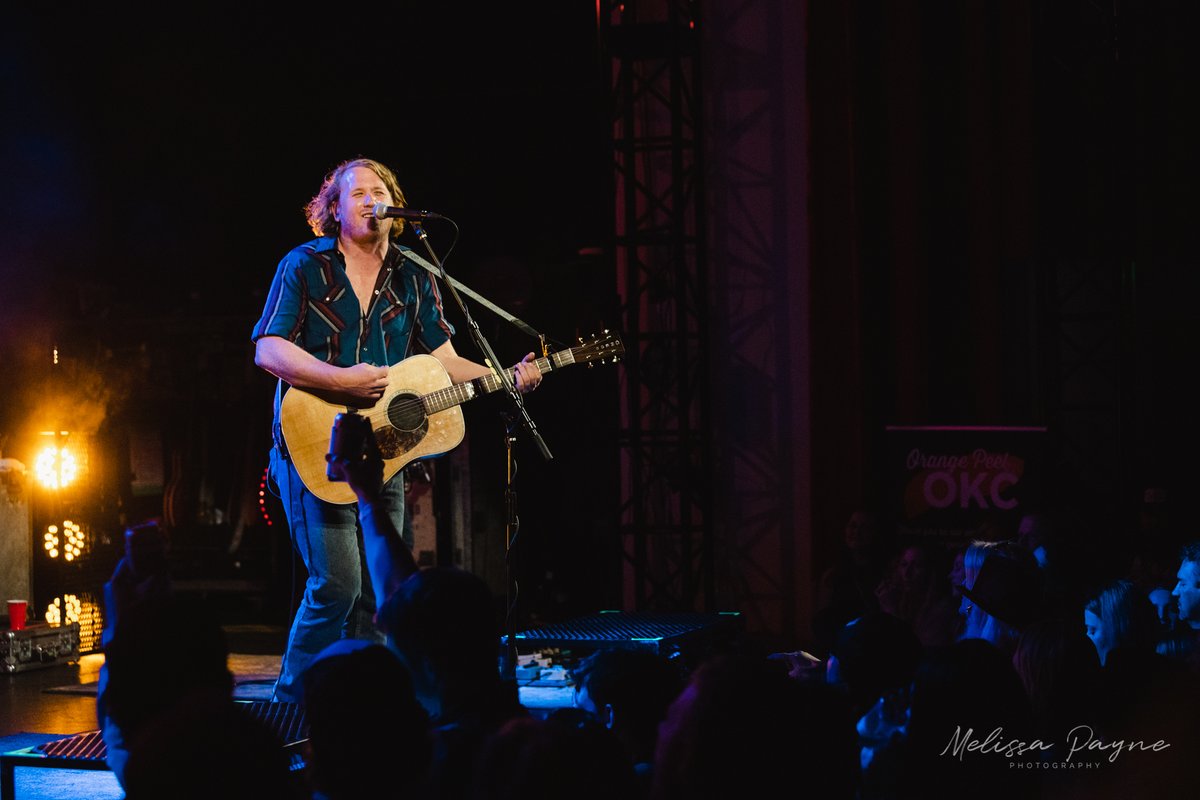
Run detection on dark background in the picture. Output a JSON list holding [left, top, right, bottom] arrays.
[[800, 0, 1200, 622]]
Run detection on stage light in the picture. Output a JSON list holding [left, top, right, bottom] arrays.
[[42, 594, 102, 651], [45, 594, 83, 625], [42, 520, 88, 560], [259, 466, 275, 527], [34, 445, 79, 490]]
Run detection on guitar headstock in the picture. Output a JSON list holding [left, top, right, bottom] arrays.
[[574, 330, 625, 366]]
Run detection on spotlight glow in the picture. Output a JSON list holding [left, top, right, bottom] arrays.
[[34, 446, 78, 489]]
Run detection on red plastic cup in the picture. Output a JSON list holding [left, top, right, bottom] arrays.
[[7, 599, 27, 631]]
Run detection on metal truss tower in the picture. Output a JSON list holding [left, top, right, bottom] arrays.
[[600, 1, 714, 611]]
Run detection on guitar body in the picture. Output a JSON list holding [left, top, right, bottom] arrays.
[[280, 354, 465, 505], [277, 332, 624, 505]]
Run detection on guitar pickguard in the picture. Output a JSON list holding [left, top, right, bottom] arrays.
[[376, 391, 429, 458]]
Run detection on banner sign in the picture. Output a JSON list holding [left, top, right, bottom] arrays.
[[885, 426, 1047, 547]]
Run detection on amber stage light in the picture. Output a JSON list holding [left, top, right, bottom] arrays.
[[33, 443, 79, 490]]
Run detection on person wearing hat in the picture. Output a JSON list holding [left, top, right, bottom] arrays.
[[956, 541, 1045, 656]]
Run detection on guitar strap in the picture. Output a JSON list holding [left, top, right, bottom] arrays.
[[399, 249, 542, 339]]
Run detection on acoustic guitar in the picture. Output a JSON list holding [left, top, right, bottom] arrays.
[[279, 332, 624, 504]]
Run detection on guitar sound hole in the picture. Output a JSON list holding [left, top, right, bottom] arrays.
[[387, 393, 427, 431], [377, 393, 429, 460]]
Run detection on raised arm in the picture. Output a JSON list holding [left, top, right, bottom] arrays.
[[333, 430, 419, 602]]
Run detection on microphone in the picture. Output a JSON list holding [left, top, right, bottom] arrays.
[[372, 202, 444, 221]]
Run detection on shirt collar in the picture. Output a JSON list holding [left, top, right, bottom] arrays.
[[314, 236, 404, 271]]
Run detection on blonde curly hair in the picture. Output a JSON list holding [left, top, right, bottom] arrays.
[[306, 157, 409, 238]]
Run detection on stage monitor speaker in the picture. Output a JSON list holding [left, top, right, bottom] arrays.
[[507, 610, 744, 663]]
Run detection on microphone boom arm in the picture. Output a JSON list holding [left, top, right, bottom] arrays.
[[409, 221, 552, 462]]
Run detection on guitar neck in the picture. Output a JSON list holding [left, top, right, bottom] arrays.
[[421, 350, 574, 414]]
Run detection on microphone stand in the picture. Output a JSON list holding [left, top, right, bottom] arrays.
[[409, 221, 552, 682]]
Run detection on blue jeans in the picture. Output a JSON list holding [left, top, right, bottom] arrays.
[[269, 447, 410, 703]]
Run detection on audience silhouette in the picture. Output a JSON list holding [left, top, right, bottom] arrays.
[[651, 654, 858, 800], [96, 519, 173, 786], [1083, 578, 1158, 666], [300, 639, 431, 799], [93, 423, 1200, 799], [826, 611, 922, 722], [862, 638, 1037, 800], [874, 542, 959, 646], [814, 509, 892, 654], [470, 714, 640, 800], [104, 593, 306, 799], [569, 648, 685, 791], [957, 540, 1045, 656]]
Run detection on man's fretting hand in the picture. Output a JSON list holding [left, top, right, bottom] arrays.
[[512, 352, 542, 393]]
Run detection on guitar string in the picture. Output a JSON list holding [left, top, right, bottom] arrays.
[[359, 343, 614, 426]]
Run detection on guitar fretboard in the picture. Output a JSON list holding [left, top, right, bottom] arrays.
[[420, 350, 576, 414]]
